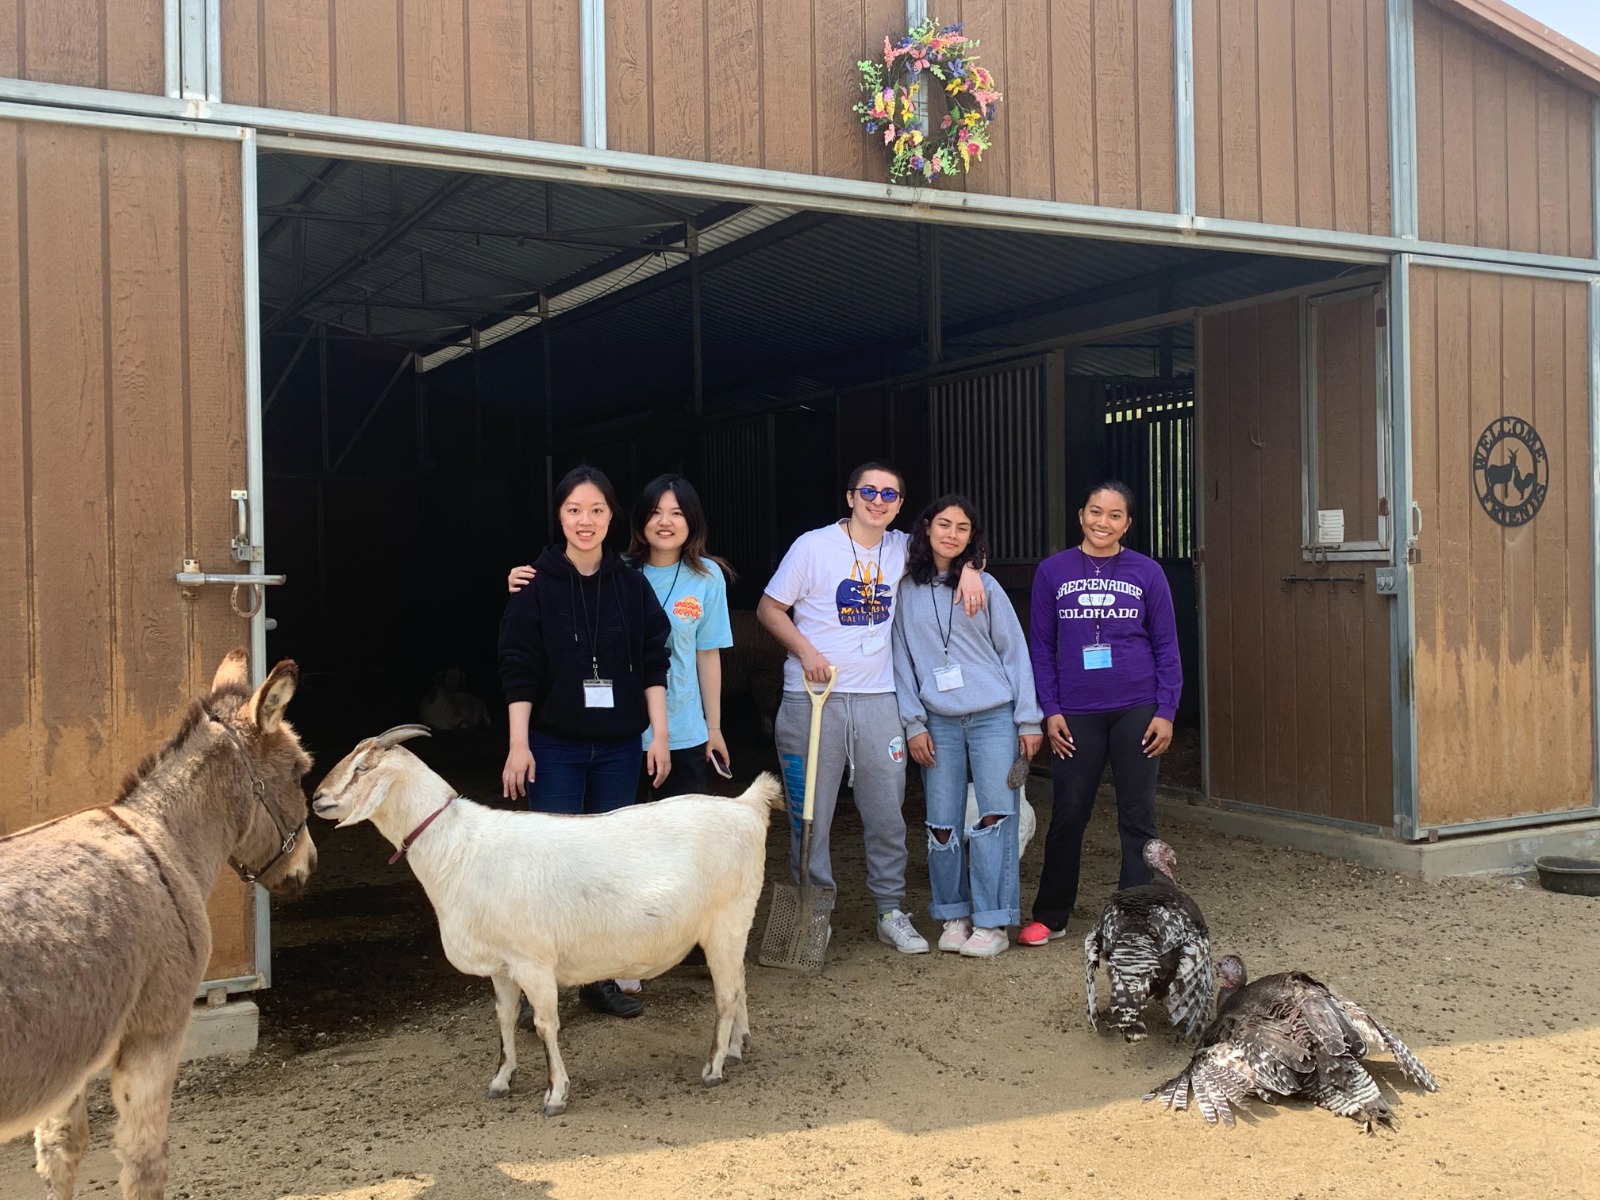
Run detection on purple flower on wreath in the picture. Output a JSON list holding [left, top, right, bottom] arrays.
[[866, 121, 878, 132], [949, 60, 965, 77]]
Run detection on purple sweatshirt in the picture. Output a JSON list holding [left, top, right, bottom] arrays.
[[1029, 546, 1182, 721]]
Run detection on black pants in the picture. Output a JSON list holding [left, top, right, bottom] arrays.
[[642, 743, 709, 800], [1031, 704, 1160, 930]]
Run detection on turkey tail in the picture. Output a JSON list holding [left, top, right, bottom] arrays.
[[1147, 1044, 1255, 1127], [1084, 928, 1102, 1031], [1108, 934, 1159, 1030], [1307, 1054, 1394, 1131]]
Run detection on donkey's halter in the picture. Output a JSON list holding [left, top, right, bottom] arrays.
[[205, 704, 307, 884]]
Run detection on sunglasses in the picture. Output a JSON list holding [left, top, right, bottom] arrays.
[[852, 486, 902, 503]]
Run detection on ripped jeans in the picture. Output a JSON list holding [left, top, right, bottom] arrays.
[[920, 705, 1021, 929]]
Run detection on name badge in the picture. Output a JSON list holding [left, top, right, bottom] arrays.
[[860, 630, 886, 656], [583, 678, 616, 708], [933, 664, 965, 692], [1082, 644, 1113, 671]]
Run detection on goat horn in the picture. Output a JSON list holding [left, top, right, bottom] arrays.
[[371, 724, 433, 749]]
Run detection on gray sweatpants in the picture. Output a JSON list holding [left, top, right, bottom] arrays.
[[774, 689, 908, 914]]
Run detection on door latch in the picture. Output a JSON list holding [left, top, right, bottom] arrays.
[[231, 489, 260, 563]]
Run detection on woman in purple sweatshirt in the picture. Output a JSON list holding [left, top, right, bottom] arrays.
[[1019, 481, 1182, 947]]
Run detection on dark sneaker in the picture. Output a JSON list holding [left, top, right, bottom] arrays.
[[579, 979, 644, 1018]]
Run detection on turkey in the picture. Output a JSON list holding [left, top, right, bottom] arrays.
[[1146, 955, 1439, 1131], [1083, 839, 1213, 1042]]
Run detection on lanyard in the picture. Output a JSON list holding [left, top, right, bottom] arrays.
[[571, 565, 606, 680], [652, 560, 683, 611], [929, 577, 957, 659], [1081, 547, 1121, 646]]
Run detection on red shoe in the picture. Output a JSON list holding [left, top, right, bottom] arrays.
[[1018, 921, 1066, 946]]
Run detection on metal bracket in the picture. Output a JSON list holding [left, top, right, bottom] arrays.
[[176, 559, 286, 618], [230, 489, 259, 562]]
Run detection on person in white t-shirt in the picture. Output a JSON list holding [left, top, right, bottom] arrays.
[[757, 462, 986, 954]]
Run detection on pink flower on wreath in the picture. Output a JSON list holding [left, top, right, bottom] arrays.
[[974, 89, 999, 108], [884, 127, 896, 144], [941, 113, 953, 129], [966, 141, 981, 155]]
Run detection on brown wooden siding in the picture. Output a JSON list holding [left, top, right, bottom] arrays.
[[0, 119, 256, 979], [1414, 4, 1595, 259], [1200, 297, 1393, 825], [605, 0, 1176, 210], [218, 0, 582, 144], [1408, 266, 1593, 827], [0, 0, 166, 94], [1192, 0, 1391, 235]]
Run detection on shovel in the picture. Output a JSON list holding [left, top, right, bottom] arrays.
[[758, 666, 837, 973]]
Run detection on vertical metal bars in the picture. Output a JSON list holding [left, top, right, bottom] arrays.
[[1386, 0, 1419, 240], [1173, 0, 1196, 219], [1387, 254, 1420, 839], [581, 0, 609, 150]]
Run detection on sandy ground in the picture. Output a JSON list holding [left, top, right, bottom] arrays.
[[6, 733, 1600, 1200]]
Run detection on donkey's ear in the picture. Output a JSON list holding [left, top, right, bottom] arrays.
[[212, 647, 251, 692], [246, 660, 300, 734]]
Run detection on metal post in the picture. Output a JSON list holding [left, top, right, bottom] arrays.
[[164, 1, 181, 98], [924, 225, 941, 366], [1387, 254, 1420, 838], [1173, 0, 1196, 219], [472, 329, 483, 465], [240, 130, 273, 986], [689, 223, 703, 418], [205, 0, 221, 102], [1590, 281, 1600, 811], [180, 0, 205, 100], [1386, 0, 1419, 240], [580, 0, 608, 150], [541, 293, 555, 540], [1592, 97, 1599, 262]]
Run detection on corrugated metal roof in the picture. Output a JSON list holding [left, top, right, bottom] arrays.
[[259, 153, 1349, 433]]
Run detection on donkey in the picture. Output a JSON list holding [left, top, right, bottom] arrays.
[[0, 649, 317, 1200]]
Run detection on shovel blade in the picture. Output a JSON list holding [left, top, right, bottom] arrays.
[[757, 880, 835, 972]]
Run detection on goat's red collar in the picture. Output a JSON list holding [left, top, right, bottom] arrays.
[[389, 795, 458, 865]]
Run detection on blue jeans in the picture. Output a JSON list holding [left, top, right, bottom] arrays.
[[526, 730, 640, 814], [920, 705, 1022, 929]]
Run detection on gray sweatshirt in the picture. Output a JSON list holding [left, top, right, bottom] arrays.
[[891, 572, 1044, 740]]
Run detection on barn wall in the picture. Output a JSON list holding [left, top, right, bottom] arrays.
[[1199, 296, 1394, 826], [0, 118, 256, 980], [1407, 265, 1594, 828], [605, 0, 1177, 210], [1414, 3, 1596, 259], [218, 0, 583, 144], [1191, 0, 1391, 235], [0, 0, 166, 95]]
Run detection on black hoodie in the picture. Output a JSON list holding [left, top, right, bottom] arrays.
[[498, 545, 671, 742]]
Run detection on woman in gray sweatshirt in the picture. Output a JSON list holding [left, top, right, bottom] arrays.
[[891, 495, 1044, 957]]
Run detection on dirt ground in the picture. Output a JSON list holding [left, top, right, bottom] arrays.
[[6, 731, 1600, 1200]]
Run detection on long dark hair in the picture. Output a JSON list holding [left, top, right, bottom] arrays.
[[1082, 480, 1136, 516], [907, 494, 988, 586], [625, 473, 736, 580]]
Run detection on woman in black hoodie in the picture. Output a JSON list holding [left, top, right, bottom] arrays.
[[498, 466, 672, 1019], [499, 465, 673, 813]]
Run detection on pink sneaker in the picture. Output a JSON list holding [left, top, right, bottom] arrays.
[[959, 927, 1009, 957], [1018, 921, 1066, 946], [938, 918, 973, 952]]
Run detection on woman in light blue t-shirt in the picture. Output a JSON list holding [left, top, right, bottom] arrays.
[[621, 474, 735, 798]]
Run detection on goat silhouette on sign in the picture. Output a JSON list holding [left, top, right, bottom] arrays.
[[1482, 448, 1520, 503]]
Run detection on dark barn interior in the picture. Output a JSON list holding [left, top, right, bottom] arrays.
[[254, 151, 1358, 774]]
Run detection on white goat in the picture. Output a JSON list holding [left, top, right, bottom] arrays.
[[310, 724, 780, 1116]]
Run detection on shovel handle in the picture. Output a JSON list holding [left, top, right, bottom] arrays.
[[799, 667, 836, 823]]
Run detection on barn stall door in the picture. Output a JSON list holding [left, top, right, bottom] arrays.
[[1407, 266, 1596, 832], [1198, 294, 1395, 828], [0, 112, 263, 985]]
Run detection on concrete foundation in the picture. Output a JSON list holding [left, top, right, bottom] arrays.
[[181, 1000, 259, 1061], [1156, 790, 1600, 879]]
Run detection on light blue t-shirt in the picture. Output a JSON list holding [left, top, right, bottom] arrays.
[[640, 560, 733, 751]]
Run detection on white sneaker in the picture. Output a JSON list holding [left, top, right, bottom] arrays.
[[938, 918, 973, 953], [958, 927, 1009, 958], [877, 909, 931, 954]]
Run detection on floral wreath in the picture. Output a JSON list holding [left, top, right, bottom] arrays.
[[854, 19, 1002, 183]]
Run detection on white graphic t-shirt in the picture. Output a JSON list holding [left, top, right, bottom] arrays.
[[764, 522, 909, 694]]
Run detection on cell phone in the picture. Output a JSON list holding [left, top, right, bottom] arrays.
[[710, 750, 733, 779]]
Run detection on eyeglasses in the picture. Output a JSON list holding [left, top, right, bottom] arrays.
[[852, 486, 901, 503]]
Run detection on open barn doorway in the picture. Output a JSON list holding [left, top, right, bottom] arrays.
[[248, 149, 1352, 1033]]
